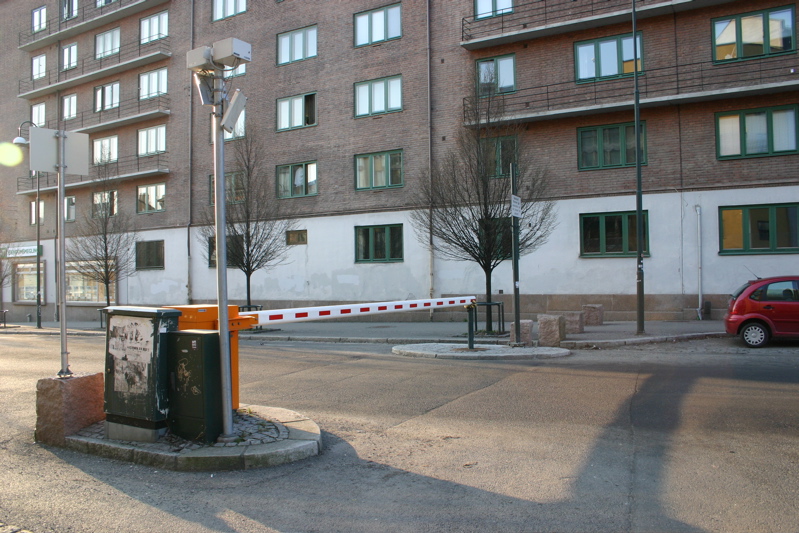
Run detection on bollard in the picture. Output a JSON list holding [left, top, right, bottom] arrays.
[[27, 314, 32, 322], [466, 303, 476, 349]]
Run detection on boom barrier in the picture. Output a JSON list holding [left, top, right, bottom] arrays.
[[241, 296, 477, 326]]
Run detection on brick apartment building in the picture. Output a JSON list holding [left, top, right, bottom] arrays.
[[1, 0, 797, 322]]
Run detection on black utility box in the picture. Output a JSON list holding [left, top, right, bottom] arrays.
[[166, 330, 223, 443]]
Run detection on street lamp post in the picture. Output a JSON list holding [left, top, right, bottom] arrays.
[[632, 0, 645, 335]]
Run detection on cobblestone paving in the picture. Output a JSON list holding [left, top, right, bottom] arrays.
[[73, 408, 288, 453]]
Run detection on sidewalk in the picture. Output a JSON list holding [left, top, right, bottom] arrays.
[[1, 318, 728, 349]]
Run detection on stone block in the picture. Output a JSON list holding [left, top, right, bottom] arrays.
[[559, 311, 585, 334], [537, 315, 565, 347], [583, 304, 604, 326], [35, 373, 105, 447], [509, 319, 534, 346]]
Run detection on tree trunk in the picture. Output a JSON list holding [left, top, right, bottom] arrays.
[[246, 272, 252, 307], [484, 270, 493, 333]]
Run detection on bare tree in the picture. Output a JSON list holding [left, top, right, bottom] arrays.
[[199, 133, 297, 307], [0, 243, 11, 312], [410, 78, 556, 332], [66, 170, 137, 307]]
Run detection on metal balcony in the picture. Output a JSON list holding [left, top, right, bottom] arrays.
[[56, 95, 171, 134], [463, 55, 799, 125], [19, 0, 170, 52]]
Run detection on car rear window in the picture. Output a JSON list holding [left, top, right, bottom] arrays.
[[731, 282, 750, 300]]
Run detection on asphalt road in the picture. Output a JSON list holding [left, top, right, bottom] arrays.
[[1, 334, 798, 532]]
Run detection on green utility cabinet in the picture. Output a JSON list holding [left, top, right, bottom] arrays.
[[166, 330, 223, 443], [104, 307, 182, 442]]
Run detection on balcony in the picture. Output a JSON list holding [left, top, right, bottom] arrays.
[[463, 55, 799, 125], [56, 95, 171, 134], [19, 0, 170, 52], [19, 38, 171, 99], [16, 153, 169, 195], [461, 0, 737, 50]]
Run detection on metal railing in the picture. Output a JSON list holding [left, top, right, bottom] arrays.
[[55, 95, 170, 132]]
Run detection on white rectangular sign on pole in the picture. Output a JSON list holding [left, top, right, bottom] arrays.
[[28, 127, 89, 175], [510, 194, 522, 218]]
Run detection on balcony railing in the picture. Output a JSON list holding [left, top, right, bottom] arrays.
[[17, 152, 169, 194], [464, 55, 799, 124], [19, 37, 170, 97], [19, 0, 169, 50], [55, 95, 170, 133]]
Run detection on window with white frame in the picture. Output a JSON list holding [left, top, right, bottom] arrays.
[[278, 26, 317, 65], [33, 6, 47, 33], [476, 0, 513, 19], [62, 0, 77, 20], [138, 125, 166, 156], [141, 11, 168, 44], [30, 200, 44, 226], [277, 95, 316, 130], [62, 43, 77, 70], [137, 183, 165, 213], [139, 68, 167, 99], [92, 190, 118, 217], [355, 76, 401, 117], [213, 0, 246, 20], [223, 109, 245, 140], [94, 81, 120, 111], [31, 103, 46, 127], [93, 136, 118, 164], [355, 4, 401, 46], [32, 55, 46, 80], [95, 28, 120, 59], [65, 196, 76, 222]]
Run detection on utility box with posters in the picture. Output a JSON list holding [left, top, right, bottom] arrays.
[[104, 307, 182, 442], [166, 330, 223, 444]]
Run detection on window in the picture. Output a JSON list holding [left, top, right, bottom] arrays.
[[95, 81, 120, 111], [31, 103, 46, 127], [207, 235, 243, 268], [224, 64, 246, 78], [93, 136, 118, 164], [580, 211, 649, 257], [62, 43, 77, 70], [578, 122, 646, 170], [65, 196, 76, 222], [355, 4, 401, 46], [355, 76, 402, 117], [139, 68, 167, 99], [713, 6, 795, 62], [477, 55, 515, 96], [719, 203, 799, 254], [277, 94, 316, 130], [95, 28, 120, 59], [32, 55, 46, 80], [286, 230, 307, 245], [92, 190, 118, 217], [137, 183, 165, 213], [575, 33, 642, 82], [209, 172, 245, 205], [277, 162, 317, 198], [355, 151, 402, 190], [476, 0, 513, 19], [140, 10, 168, 44], [62, 94, 77, 120], [222, 109, 245, 140], [97, 0, 117, 6], [135, 240, 165, 270], [138, 125, 166, 156], [355, 225, 403, 262], [14, 263, 44, 302], [66, 262, 115, 303], [33, 6, 47, 33], [62, 0, 77, 20], [481, 136, 516, 178], [716, 105, 798, 158], [213, 0, 246, 20], [479, 217, 513, 260], [278, 26, 317, 65], [30, 200, 44, 225]]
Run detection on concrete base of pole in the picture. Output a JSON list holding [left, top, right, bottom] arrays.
[[35, 373, 104, 446]]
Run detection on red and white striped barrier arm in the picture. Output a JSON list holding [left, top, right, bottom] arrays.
[[241, 296, 477, 326]]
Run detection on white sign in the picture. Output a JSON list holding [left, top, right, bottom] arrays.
[[510, 194, 522, 218], [3, 245, 40, 258], [29, 127, 89, 175]]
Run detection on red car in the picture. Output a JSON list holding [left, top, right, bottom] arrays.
[[724, 276, 799, 347]]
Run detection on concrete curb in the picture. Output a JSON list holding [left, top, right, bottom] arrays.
[[392, 343, 570, 359], [560, 332, 729, 349]]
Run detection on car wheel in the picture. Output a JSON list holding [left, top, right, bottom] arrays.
[[740, 322, 769, 348]]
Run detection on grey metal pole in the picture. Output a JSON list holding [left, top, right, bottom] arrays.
[[510, 164, 521, 345], [632, 0, 645, 335], [56, 130, 71, 377], [212, 69, 234, 438], [35, 170, 42, 329]]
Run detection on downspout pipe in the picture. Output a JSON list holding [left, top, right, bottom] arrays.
[[426, 0, 435, 319], [695, 205, 703, 320]]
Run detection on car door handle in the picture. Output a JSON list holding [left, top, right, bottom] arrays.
[[763, 305, 773, 310]]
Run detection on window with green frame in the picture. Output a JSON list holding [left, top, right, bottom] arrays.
[[475, 0, 513, 19], [578, 122, 646, 170], [575, 33, 642, 82], [355, 224, 403, 262], [716, 105, 798, 159], [580, 211, 649, 257], [713, 6, 795, 62], [355, 150, 402, 190], [209, 172, 245, 205], [481, 136, 516, 178], [137, 183, 165, 213], [277, 161, 317, 198], [355, 4, 401, 46], [719, 203, 799, 254], [355, 76, 402, 117], [278, 25, 317, 65], [477, 55, 515, 96], [135, 240, 164, 270]]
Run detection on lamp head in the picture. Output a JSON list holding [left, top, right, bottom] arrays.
[[12, 136, 29, 145]]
